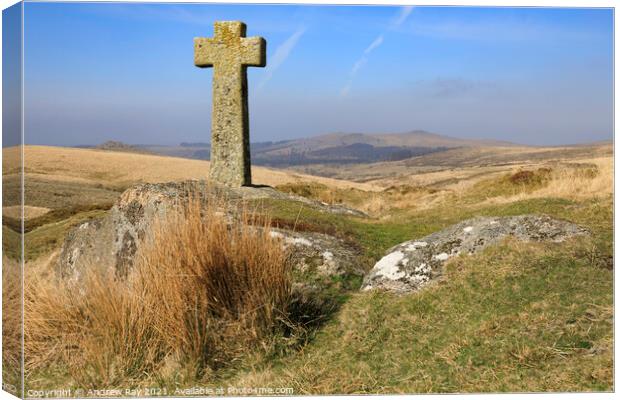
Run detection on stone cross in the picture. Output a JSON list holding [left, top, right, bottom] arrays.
[[194, 21, 266, 187]]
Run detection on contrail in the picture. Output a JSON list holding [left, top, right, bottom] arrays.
[[259, 27, 306, 89], [341, 6, 413, 97]]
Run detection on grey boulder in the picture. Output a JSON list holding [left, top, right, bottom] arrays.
[[57, 180, 364, 283], [361, 215, 588, 294]]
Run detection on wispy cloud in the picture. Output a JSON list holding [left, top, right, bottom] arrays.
[[352, 35, 383, 74], [258, 27, 306, 89], [340, 34, 383, 96], [340, 6, 413, 97], [391, 6, 413, 29]]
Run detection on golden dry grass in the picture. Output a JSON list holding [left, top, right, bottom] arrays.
[[271, 155, 614, 218], [2, 257, 22, 389], [3, 206, 51, 220], [483, 157, 612, 205], [375, 164, 513, 190], [3, 146, 379, 192], [24, 195, 291, 386], [355, 156, 614, 215]]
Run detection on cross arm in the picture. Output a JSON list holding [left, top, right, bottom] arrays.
[[194, 37, 216, 68], [240, 36, 266, 67], [194, 36, 266, 68], [194, 21, 266, 68]]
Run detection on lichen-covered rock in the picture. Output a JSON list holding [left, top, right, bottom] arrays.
[[57, 180, 365, 281], [267, 228, 365, 326], [361, 215, 588, 294], [269, 229, 363, 277]]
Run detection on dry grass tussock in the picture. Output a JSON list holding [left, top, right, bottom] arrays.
[[24, 196, 292, 386], [484, 157, 612, 205], [3, 257, 22, 387], [358, 188, 451, 216], [275, 181, 450, 217]]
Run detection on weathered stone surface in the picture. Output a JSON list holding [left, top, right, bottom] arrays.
[[57, 180, 365, 281], [270, 228, 365, 327], [270, 229, 364, 278], [361, 215, 588, 294], [195, 21, 266, 187]]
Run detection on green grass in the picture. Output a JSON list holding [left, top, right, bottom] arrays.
[[21, 209, 108, 260], [3, 225, 21, 260], [3, 202, 114, 233], [187, 189, 613, 393], [257, 193, 610, 262], [217, 233, 612, 393]]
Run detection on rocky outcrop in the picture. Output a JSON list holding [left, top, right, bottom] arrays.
[[361, 215, 588, 294], [57, 180, 365, 282]]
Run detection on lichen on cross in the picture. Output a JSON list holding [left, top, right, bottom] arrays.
[[194, 21, 266, 187]]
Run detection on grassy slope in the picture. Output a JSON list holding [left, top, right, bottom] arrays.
[[24, 209, 109, 260], [95, 166, 610, 393], [218, 159, 613, 393], [4, 209, 109, 261], [229, 242, 611, 393], [10, 146, 613, 393], [216, 196, 612, 393]]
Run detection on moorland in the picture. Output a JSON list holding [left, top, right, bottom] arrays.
[[2, 138, 613, 393]]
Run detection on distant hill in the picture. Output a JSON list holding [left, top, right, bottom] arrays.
[[285, 142, 613, 183], [277, 130, 513, 150], [249, 130, 514, 166], [140, 130, 515, 167], [76, 141, 154, 155]]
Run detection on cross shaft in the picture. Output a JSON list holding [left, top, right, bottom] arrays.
[[194, 21, 266, 187]]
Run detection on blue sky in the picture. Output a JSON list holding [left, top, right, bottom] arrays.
[[18, 3, 613, 146]]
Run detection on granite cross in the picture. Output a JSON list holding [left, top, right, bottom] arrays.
[[194, 21, 266, 187]]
